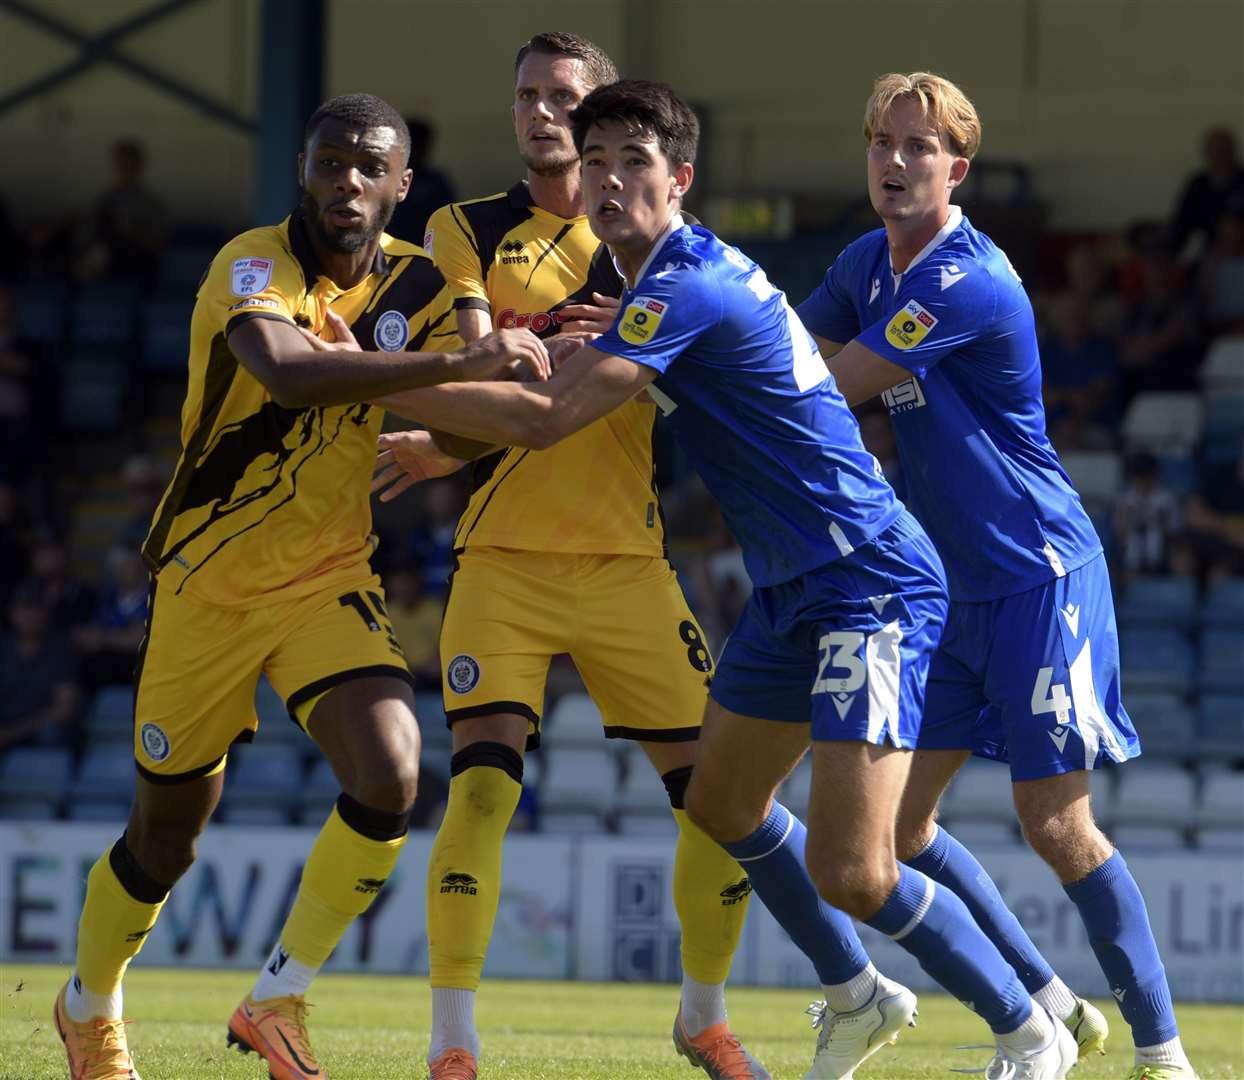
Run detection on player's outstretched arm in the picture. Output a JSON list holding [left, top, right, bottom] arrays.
[[377, 343, 656, 450], [228, 311, 550, 409], [817, 336, 912, 407]]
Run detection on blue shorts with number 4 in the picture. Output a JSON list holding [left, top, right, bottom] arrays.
[[918, 553, 1141, 780], [711, 512, 948, 745]]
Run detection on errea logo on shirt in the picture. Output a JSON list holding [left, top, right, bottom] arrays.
[[884, 299, 937, 350], [618, 297, 668, 345]]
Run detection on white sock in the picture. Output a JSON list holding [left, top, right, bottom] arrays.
[[679, 975, 727, 1035], [251, 943, 318, 1001], [65, 973, 122, 1022], [429, 987, 480, 1062], [996, 1001, 1055, 1055], [1136, 1036, 1192, 1070], [822, 962, 878, 1013], [1032, 976, 1079, 1022]]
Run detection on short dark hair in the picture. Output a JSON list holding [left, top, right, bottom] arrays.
[[514, 31, 618, 91], [571, 79, 699, 167], [304, 93, 411, 165]]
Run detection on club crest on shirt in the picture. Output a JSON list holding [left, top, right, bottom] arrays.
[[374, 310, 410, 352], [231, 257, 274, 297], [884, 299, 937, 350], [618, 297, 668, 345]]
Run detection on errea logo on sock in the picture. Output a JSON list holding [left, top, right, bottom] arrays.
[[440, 872, 479, 896], [354, 877, 386, 895], [719, 878, 752, 906]]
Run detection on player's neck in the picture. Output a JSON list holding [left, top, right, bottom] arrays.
[[885, 204, 953, 275], [526, 170, 584, 220], [308, 234, 381, 292]]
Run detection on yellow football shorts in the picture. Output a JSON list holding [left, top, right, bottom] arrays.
[[439, 547, 712, 749], [133, 572, 414, 782]]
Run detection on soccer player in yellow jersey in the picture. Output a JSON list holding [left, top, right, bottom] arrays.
[[52, 93, 546, 1080], [374, 33, 766, 1080]]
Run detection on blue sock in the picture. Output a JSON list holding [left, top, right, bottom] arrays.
[[866, 864, 1031, 1034], [720, 801, 870, 985], [907, 825, 1057, 994], [1064, 850, 1177, 1046]]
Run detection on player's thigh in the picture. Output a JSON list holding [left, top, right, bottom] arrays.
[[683, 698, 809, 842], [263, 575, 419, 807], [438, 548, 570, 751], [133, 580, 267, 782], [573, 556, 712, 748], [987, 555, 1139, 782], [127, 765, 226, 883], [895, 747, 973, 859]]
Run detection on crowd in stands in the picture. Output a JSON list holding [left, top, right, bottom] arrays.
[[0, 126, 1240, 843]]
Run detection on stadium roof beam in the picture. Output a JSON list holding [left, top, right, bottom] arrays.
[[0, 0, 255, 133]]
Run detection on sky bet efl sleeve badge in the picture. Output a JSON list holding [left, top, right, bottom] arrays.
[[885, 299, 938, 350], [618, 296, 668, 345], [231, 256, 274, 297]]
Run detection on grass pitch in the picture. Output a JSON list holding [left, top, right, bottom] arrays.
[[2, 964, 1241, 1079]]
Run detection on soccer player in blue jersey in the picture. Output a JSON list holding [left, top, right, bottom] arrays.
[[307, 78, 1079, 1080], [796, 72, 1196, 1080]]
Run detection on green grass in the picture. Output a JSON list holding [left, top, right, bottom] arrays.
[[3, 964, 1242, 1079]]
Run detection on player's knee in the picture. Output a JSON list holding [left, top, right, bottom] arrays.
[[336, 792, 413, 841], [661, 765, 693, 810], [1019, 808, 1109, 880], [124, 821, 201, 887], [809, 852, 897, 919], [894, 812, 938, 862]]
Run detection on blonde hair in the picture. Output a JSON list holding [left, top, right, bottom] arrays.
[[864, 72, 982, 159]]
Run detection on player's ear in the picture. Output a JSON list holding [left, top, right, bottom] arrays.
[[396, 167, 413, 203], [947, 156, 970, 190], [671, 161, 694, 200]]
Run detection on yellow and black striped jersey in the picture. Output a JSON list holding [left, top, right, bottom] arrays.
[[143, 209, 460, 606], [425, 182, 664, 557]]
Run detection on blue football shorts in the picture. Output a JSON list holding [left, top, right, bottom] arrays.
[[918, 553, 1141, 780], [710, 512, 948, 745]]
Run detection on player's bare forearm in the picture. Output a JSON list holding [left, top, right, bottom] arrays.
[[824, 339, 912, 407]]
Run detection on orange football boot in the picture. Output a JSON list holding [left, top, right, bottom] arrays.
[[227, 993, 326, 1079]]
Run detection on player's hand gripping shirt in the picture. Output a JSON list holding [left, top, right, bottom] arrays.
[[142, 209, 459, 605], [426, 182, 663, 556], [595, 222, 902, 588], [797, 207, 1102, 601]]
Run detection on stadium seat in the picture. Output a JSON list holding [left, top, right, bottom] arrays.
[[415, 692, 451, 752], [67, 799, 131, 823], [1197, 827, 1244, 854], [1120, 628, 1194, 695], [614, 757, 669, 814], [0, 746, 74, 803], [1110, 823, 1188, 850], [939, 820, 1019, 848], [545, 693, 607, 749], [540, 747, 618, 813], [1112, 763, 1196, 829], [15, 280, 70, 343], [1198, 695, 1244, 759], [84, 686, 135, 744], [1117, 576, 1199, 630], [140, 296, 194, 372], [60, 353, 128, 431], [72, 283, 140, 347], [1125, 692, 1196, 759], [1202, 578, 1244, 629], [0, 798, 60, 821], [73, 748, 137, 803], [1201, 392, 1244, 464], [615, 812, 678, 837], [1199, 629, 1244, 693], [251, 677, 304, 748], [1120, 392, 1204, 457], [1197, 770, 1244, 830], [1059, 451, 1121, 513], [225, 745, 305, 809], [1199, 335, 1244, 395], [540, 809, 605, 835], [299, 757, 341, 823], [939, 761, 1016, 823], [221, 805, 292, 826]]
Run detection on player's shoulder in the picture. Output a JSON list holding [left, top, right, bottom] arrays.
[[912, 214, 1022, 303], [201, 222, 299, 301], [380, 232, 435, 264]]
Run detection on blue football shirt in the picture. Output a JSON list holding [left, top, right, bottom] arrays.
[[595, 220, 902, 588], [797, 208, 1101, 601]]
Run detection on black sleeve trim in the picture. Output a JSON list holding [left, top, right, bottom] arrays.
[[224, 310, 296, 337], [602, 724, 702, 743], [136, 752, 226, 786], [453, 297, 491, 312], [286, 664, 417, 727], [445, 700, 542, 752]]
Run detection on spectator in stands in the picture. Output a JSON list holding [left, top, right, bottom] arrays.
[[76, 546, 147, 691], [76, 138, 168, 283], [1041, 299, 1119, 450], [1037, 242, 1125, 341], [385, 116, 456, 245], [1171, 432, 1244, 584], [28, 531, 97, 632], [0, 479, 28, 607], [384, 561, 444, 690], [0, 578, 80, 751], [1172, 127, 1244, 262], [1116, 224, 1201, 394], [1198, 203, 1244, 337], [0, 285, 52, 485], [407, 478, 463, 596], [1112, 452, 1181, 582]]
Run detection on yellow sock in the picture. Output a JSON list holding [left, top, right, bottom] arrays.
[[280, 801, 406, 969], [77, 841, 167, 997], [427, 748, 523, 991], [673, 808, 750, 984]]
